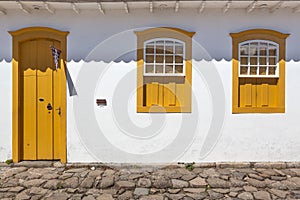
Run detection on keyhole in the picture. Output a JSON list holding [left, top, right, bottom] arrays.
[[47, 103, 53, 110]]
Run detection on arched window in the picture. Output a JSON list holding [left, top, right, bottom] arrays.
[[239, 40, 279, 77], [135, 27, 195, 113], [230, 29, 289, 113], [144, 38, 185, 76]]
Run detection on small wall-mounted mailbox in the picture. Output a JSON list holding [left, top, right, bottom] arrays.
[[96, 99, 107, 107]]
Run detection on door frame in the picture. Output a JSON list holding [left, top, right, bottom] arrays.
[[9, 27, 69, 163]]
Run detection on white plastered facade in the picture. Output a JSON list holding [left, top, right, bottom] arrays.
[[0, 8, 299, 162]]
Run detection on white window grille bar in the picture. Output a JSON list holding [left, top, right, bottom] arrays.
[[173, 41, 175, 74], [267, 42, 269, 75], [257, 42, 260, 75], [163, 40, 166, 74], [154, 41, 156, 74]]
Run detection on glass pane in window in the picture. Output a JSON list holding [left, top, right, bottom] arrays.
[[145, 64, 154, 73], [165, 65, 174, 74], [260, 42, 268, 56], [165, 40, 173, 45], [250, 67, 257, 75], [146, 46, 154, 54], [156, 45, 164, 54], [250, 57, 257, 65], [240, 57, 248, 65], [269, 57, 276, 65], [175, 65, 183, 74], [175, 45, 183, 54], [250, 43, 258, 56], [259, 57, 266, 65], [259, 67, 267, 75], [156, 55, 163, 63], [146, 55, 154, 63], [165, 45, 173, 54], [155, 65, 163, 74], [269, 44, 277, 56], [165, 55, 173, 64], [268, 66, 276, 75], [240, 45, 248, 55], [240, 67, 248, 75], [156, 40, 164, 45], [175, 55, 183, 64]]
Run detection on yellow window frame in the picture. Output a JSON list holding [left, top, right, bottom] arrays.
[[230, 29, 289, 113], [135, 27, 195, 113]]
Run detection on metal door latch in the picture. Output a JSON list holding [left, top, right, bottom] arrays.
[[56, 107, 61, 115]]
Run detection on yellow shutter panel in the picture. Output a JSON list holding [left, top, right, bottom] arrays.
[[239, 78, 257, 108], [256, 78, 278, 108], [164, 82, 176, 106], [146, 82, 158, 106], [239, 78, 280, 109]]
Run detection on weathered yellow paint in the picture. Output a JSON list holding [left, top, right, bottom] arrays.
[[135, 27, 194, 113], [10, 27, 68, 163], [230, 29, 289, 113]]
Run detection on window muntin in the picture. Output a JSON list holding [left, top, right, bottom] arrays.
[[239, 40, 279, 78], [144, 38, 185, 76]]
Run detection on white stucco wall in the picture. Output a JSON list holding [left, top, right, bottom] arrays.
[[65, 60, 300, 163], [0, 61, 12, 161], [0, 8, 300, 162]]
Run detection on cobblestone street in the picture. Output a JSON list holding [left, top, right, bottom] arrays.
[[0, 162, 300, 200]]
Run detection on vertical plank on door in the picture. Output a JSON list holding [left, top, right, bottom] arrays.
[[37, 39, 54, 160], [21, 40, 37, 160]]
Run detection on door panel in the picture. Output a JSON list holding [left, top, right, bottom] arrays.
[[20, 38, 60, 160], [21, 40, 37, 160]]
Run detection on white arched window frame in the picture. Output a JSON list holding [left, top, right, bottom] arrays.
[[143, 38, 186, 76], [238, 40, 279, 78]]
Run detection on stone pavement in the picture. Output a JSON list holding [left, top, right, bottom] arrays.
[[0, 162, 300, 200]]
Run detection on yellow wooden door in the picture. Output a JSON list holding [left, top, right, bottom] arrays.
[[20, 38, 60, 160]]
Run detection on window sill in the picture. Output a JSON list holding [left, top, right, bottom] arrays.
[[233, 106, 285, 114], [144, 74, 186, 77], [238, 75, 279, 78], [137, 106, 191, 113]]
